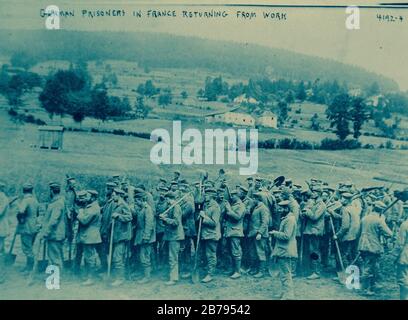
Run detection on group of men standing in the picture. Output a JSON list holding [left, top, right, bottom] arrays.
[[0, 170, 407, 300]]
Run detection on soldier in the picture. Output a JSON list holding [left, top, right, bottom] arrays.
[[75, 190, 101, 286], [160, 191, 184, 285], [248, 192, 270, 278], [395, 207, 408, 300], [109, 188, 133, 287], [39, 182, 67, 272], [97, 181, 116, 273], [16, 182, 39, 274], [0, 181, 9, 284], [334, 192, 361, 269], [133, 191, 155, 284], [179, 182, 196, 279], [358, 201, 393, 296], [198, 187, 221, 283], [223, 189, 245, 279], [270, 200, 298, 300], [173, 170, 181, 184], [300, 187, 326, 280], [154, 185, 169, 272], [246, 177, 255, 198]]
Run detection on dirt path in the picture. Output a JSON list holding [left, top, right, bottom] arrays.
[[0, 267, 399, 300]]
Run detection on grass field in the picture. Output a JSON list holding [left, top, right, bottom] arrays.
[[1, 109, 406, 300]]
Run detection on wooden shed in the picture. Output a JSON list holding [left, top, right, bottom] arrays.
[[38, 125, 64, 150]]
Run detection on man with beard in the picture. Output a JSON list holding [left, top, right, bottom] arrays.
[[248, 192, 270, 278], [223, 189, 245, 279], [76, 190, 101, 286], [133, 190, 155, 284], [270, 200, 298, 300], [198, 187, 221, 283], [160, 191, 184, 285], [16, 183, 39, 274]]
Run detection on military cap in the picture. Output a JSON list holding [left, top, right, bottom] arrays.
[[106, 181, 117, 188], [165, 191, 177, 199], [133, 187, 145, 195], [312, 186, 323, 193], [22, 182, 34, 191], [338, 187, 349, 194], [66, 176, 76, 182], [294, 184, 302, 189], [341, 192, 353, 199], [76, 190, 89, 199], [49, 182, 61, 190], [255, 176, 263, 182], [324, 186, 335, 193], [87, 189, 98, 197], [237, 185, 248, 193], [219, 168, 226, 174], [278, 200, 290, 206], [159, 178, 167, 183], [170, 181, 179, 186], [174, 170, 181, 175], [373, 201, 387, 211], [113, 188, 125, 195], [230, 189, 238, 196], [204, 187, 217, 195], [157, 185, 169, 192], [246, 177, 254, 181], [285, 178, 292, 184]]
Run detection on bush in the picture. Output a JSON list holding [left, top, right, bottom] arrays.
[[112, 129, 126, 136], [8, 108, 18, 117], [363, 143, 375, 149], [385, 140, 394, 149], [320, 138, 361, 150], [295, 109, 301, 114]]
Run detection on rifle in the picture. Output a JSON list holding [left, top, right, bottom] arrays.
[[107, 218, 116, 282]]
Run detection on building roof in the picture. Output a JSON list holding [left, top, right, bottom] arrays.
[[204, 106, 240, 117], [38, 125, 64, 132]]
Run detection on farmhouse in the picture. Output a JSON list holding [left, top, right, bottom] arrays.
[[257, 111, 278, 129], [205, 109, 255, 127], [233, 94, 259, 105]]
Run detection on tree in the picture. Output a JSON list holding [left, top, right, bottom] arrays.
[[326, 93, 351, 141], [181, 91, 188, 99], [367, 81, 380, 96], [135, 96, 152, 119], [350, 97, 369, 139], [310, 113, 320, 131], [39, 69, 89, 118], [285, 90, 295, 104], [158, 92, 172, 106], [296, 81, 306, 101], [10, 52, 36, 70], [89, 85, 111, 122], [137, 80, 159, 97], [278, 100, 289, 124], [5, 74, 25, 107]]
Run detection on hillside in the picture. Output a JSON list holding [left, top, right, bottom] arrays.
[[0, 29, 398, 91]]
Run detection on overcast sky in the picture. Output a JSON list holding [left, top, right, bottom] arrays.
[[1, 0, 407, 90]]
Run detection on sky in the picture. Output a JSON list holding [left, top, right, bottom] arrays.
[[0, 0, 407, 90]]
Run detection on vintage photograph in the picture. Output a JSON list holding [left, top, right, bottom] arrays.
[[0, 0, 407, 300]]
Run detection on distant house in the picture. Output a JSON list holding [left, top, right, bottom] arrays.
[[205, 109, 255, 127], [233, 95, 258, 105], [257, 111, 278, 129], [366, 94, 386, 107]]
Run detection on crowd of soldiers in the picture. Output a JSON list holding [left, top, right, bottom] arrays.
[[0, 169, 407, 300]]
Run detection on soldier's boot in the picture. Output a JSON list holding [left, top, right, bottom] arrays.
[[248, 261, 259, 275], [253, 261, 266, 278], [20, 257, 34, 274], [400, 286, 408, 300], [230, 259, 241, 279], [111, 269, 126, 287], [137, 267, 152, 284], [307, 260, 320, 280], [201, 274, 213, 283]]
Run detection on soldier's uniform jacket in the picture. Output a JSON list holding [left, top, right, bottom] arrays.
[[201, 199, 221, 241], [162, 202, 185, 241], [111, 197, 133, 243], [181, 193, 196, 238], [65, 188, 77, 220], [77, 200, 102, 245], [303, 198, 326, 236], [272, 212, 298, 258], [145, 191, 156, 215], [358, 212, 393, 254], [42, 195, 67, 241], [396, 219, 408, 266], [336, 204, 361, 241], [248, 202, 270, 238], [0, 191, 9, 237], [224, 199, 245, 238], [100, 197, 114, 239], [134, 202, 156, 245], [155, 198, 167, 235], [17, 194, 40, 235], [287, 196, 301, 237]]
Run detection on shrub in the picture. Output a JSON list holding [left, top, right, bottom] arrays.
[[320, 138, 361, 150]]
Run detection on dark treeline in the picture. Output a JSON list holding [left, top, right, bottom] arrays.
[[0, 30, 398, 91]]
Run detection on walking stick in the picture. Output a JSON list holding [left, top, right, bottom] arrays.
[[27, 238, 44, 286], [192, 217, 203, 284], [107, 218, 116, 281], [299, 217, 306, 275], [328, 215, 347, 283]]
